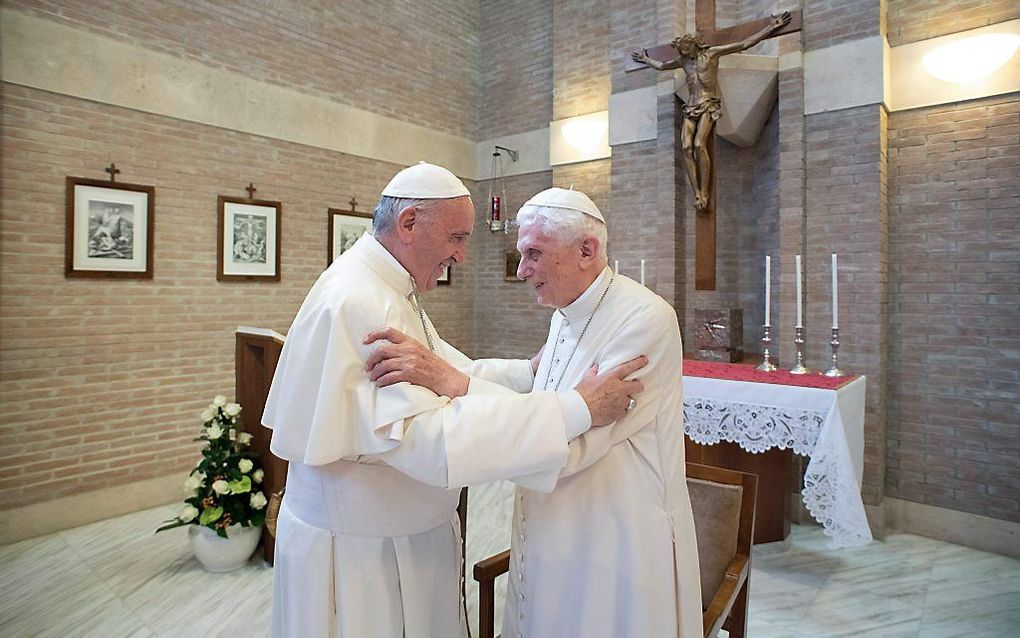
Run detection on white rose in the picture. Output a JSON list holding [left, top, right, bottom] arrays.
[[179, 504, 199, 523], [184, 474, 204, 491], [253, 469, 264, 484], [237, 432, 253, 445], [250, 492, 268, 510], [224, 403, 242, 417], [206, 424, 224, 440], [200, 407, 214, 422], [211, 479, 230, 495], [213, 395, 227, 407], [239, 458, 254, 474]]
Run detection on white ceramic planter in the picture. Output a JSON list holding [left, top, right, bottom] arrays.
[[188, 523, 262, 572]]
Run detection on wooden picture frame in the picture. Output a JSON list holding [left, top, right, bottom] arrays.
[[217, 195, 282, 282], [505, 250, 523, 281], [65, 177, 155, 279], [437, 265, 451, 286], [327, 207, 373, 266]]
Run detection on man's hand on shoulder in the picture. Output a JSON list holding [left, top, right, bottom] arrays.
[[364, 327, 470, 398], [574, 356, 647, 427]]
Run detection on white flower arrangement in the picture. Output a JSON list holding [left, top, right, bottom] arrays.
[[156, 396, 267, 538]]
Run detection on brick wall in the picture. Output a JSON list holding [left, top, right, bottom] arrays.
[[887, 94, 1020, 523], [469, 172, 555, 359], [553, 0, 612, 120], [478, 0, 553, 139], [6, 0, 480, 139], [0, 85, 476, 510], [803, 0, 882, 51], [804, 104, 888, 506], [887, 0, 1020, 46]]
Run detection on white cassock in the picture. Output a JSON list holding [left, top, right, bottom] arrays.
[[263, 233, 590, 638], [502, 267, 702, 638]]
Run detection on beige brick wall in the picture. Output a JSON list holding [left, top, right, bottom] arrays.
[[803, 104, 889, 507], [887, 0, 1020, 46], [803, 0, 882, 51], [469, 172, 555, 359], [553, 0, 612, 120], [887, 94, 1020, 523], [0, 85, 476, 511], [6, 0, 480, 139], [478, 0, 553, 139]]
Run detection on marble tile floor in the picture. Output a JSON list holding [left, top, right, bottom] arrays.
[[1, 503, 1018, 637]]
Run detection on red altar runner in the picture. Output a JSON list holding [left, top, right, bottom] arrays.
[[683, 360, 857, 390]]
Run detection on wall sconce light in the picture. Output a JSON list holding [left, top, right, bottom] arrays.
[[922, 33, 1020, 83], [488, 145, 518, 233], [550, 111, 611, 166]]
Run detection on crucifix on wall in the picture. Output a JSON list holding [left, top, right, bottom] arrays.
[[627, 1, 801, 290]]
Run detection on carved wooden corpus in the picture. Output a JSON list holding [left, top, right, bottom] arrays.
[[626, 1, 802, 290]]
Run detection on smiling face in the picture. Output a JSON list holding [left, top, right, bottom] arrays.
[[405, 196, 474, 291], [516, 223, 596, 309]]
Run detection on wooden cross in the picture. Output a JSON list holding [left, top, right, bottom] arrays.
[[104, 163, 121, 182], [626, 1, 801, 290], [245, 182, 257, 199], [349, 197, 358, 211]]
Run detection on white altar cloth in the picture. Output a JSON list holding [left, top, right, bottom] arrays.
[[683, 374, 872, 548]]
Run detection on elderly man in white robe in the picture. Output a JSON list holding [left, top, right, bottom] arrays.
[[263, 163, 647, 638], [370, 187, 702, 637]]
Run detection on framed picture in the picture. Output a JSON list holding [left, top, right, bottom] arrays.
[[437, 265, 451, 286], [65, 177, 155, 278], [327, 207, 373, 266], [505, 250, 523, 281], [218, 195, 281, 281]]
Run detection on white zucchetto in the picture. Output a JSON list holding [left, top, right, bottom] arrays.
[[381, 161, 471, 199], [519, 187, 606, 223]]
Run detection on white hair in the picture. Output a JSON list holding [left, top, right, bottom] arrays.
[[371, 196, 441, 235], [515, 205, 608, 259]]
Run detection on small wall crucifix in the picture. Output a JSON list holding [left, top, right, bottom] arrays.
[[104, 163, 121, 182], [628, 0, 801, 290], [245, 182, 257, 199]]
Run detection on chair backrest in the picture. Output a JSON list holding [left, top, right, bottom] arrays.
[[685, 463, 756, 608]]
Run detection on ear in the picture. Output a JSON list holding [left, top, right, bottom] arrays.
[[395, 205, 418, 244], [579, 235, 599, 262]]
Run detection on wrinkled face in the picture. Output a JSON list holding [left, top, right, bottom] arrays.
[[408, 196, 474, 292], [516, 224, 589, 308]]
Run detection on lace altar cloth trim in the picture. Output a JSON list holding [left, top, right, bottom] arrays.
[[684, 397, 871, 548], [684, 360, 858, 390]]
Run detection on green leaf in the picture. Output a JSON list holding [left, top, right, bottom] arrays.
[[199, 506, 223, 526], [228, 476, 252, 494]]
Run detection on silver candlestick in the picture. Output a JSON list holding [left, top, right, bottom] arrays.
[[756, 325, 778, 371], [790, 326, 810, 374], [824, 327, 844, 377]]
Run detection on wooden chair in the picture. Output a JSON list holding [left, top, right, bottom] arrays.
[[472, 462, 757, 638]]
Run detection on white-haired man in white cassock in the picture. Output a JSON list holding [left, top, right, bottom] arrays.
[[262, 163, 647, 638], [370, 187, 702, 637]]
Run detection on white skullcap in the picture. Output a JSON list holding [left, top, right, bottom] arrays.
[[381, 161, 471, 199], [519, 187, 605, 224]]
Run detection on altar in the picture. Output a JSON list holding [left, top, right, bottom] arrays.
[[682, 360, 872, 549]]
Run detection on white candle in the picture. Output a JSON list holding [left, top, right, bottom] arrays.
[[831, 253, 838, 329], [795, 254, 803, 328], [640, 259, 646, 286], [764, 255, 771, 327], [614, 259, 619, 273]]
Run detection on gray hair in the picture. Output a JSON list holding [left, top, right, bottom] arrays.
[[515, 205, 608, 259], [371, 196, 441, 235]]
